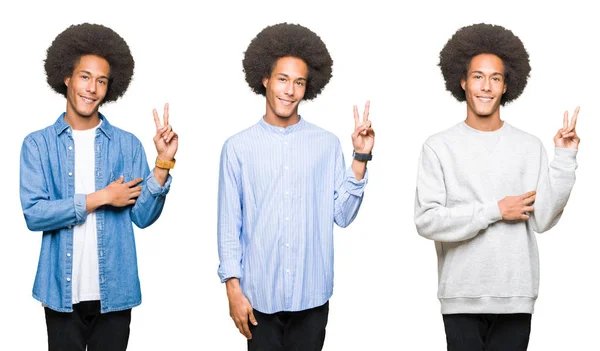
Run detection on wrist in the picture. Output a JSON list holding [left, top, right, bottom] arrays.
[[155, 157, 176, 169], [352, 150, 372, 161]]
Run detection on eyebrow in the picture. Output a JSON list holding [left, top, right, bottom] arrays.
[[470, 70, 504, 77], [79, 70, 110, 80], [276, 73, 307, 81]]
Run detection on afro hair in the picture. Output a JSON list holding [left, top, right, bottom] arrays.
[[439, 23, 531, 105], [44, 23, 134, 104], [242, 23, 333, 101]]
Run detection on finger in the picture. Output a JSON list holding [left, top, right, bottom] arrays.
[[523, 195, 536, 205], [241, 319, 252, 339], [354, 125, 367, 137], [561, 132, 575, 139], [521, 214, 530, 220], [113, 175, 124, 184], [128, 199, 136, 205], [162, 125, 173, 140], [363, 100, 370, 122], [130, 191, 141, 199], [353, 105, 359, 126], [249, 310, 258, 326], [568, 106, 579, 130], [234, 322, 246, 337], [163, 103, 170, 127], [563, 111, 568, 130], [153, 108, 161, 130], [166, 131, 176, 143], [522, 190, 536, 199], [523, 205, 534, 212]]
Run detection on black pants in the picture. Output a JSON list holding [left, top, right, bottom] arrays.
[[443, 313, 532, 351], [248, 301, 329, 351], [44, 301, 131, 351]]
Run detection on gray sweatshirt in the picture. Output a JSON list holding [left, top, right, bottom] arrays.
[[414, 121, 577, 314]]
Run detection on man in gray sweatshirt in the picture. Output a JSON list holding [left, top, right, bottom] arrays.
[[414, 23, 580, 351]]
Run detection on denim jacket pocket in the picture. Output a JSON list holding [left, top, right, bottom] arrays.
[[109, 171, 133, 183]]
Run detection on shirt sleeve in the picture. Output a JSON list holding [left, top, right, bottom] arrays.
[[217, 140, 243, 282], [333, 140, 367, 228], [529, 146, 577, 233], [130, 139, 171, 229], [20, 136, 87, 232], [414, 143, 502, 242]]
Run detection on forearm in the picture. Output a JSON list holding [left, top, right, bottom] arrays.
[[153, 167, 170, 187], [334, 167, 367, 228], [351, 159, 367, 181], [414, 199, 502, 242], [530, 148, 577, 233], [130, 173, 170, 228], [226, 278, 242, 296], [22, 195, 87, 232], [85, 189, 108, 213]]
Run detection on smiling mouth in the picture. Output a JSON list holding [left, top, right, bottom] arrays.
[[80, 95, 97, 104], [476, 96, 494, 102], [278, 98, 295, 106]]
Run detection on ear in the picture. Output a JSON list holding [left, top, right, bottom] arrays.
[[460, 78, 466, 91], [262, 76, 268, 88], [502, 83, 507, 94], [64, 76, 71, 87]]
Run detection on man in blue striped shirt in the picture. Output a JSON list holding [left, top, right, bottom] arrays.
[[217, 23, 374, 351]]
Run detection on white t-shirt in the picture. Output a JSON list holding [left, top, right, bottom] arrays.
[[71, 122, 102, 304]]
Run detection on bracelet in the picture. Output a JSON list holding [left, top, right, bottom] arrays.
[[155, 157, 176, 169], [353, 150, 372, 161]]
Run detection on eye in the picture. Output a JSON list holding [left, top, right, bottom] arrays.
[[296, 81, 305, 87], [278, 77, 287, 82], [98, 80, 107, 85], [492, 77, 501, 82], [81, 75, 89, 80], [473, 75, 482, 80]]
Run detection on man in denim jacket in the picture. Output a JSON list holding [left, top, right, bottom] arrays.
[[19, 23, 178, 350]]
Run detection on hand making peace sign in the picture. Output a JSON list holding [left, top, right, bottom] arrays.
[[153, 103, 178, 161], [352, 100, 375, 154], [554, 106, 580, 150]]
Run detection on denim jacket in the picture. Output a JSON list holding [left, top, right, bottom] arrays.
[[20, 113, 171, 313]]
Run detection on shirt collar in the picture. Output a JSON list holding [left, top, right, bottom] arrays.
[[53, 112, 114, 139], [258, 115, 306, 135]]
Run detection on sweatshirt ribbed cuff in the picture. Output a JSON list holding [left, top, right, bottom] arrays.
[[483, 200, 502, 224]]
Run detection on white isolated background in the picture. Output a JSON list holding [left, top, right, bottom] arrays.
[[1, 0, 598, 350]]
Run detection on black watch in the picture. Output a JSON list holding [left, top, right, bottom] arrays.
[[353, 150, 372, 161]]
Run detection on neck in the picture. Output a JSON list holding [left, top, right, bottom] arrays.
[[263, 111, 300, 128], [465, 111, 503, 131], [64, 109, 101, 130]]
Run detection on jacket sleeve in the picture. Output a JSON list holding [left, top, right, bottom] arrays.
[[20, 136, 87, 232]]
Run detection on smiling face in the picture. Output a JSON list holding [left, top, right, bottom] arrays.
[[64, 54, 110, 126], [461, 53, 507, 121], [262, 56, 308, 127]]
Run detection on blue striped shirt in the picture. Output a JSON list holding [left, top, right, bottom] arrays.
[[217, 117, 368, 313]]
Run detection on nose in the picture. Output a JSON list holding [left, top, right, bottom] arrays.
[[284, 81, 294, 96], [481, 78, 491, 92], [86, 79, 96, 93]]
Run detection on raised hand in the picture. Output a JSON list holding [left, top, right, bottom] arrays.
[[498, 190, 536, 221], [352, 100, 375, 154], [554, 106, 580, 149], [153, 103, 178, 161]]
